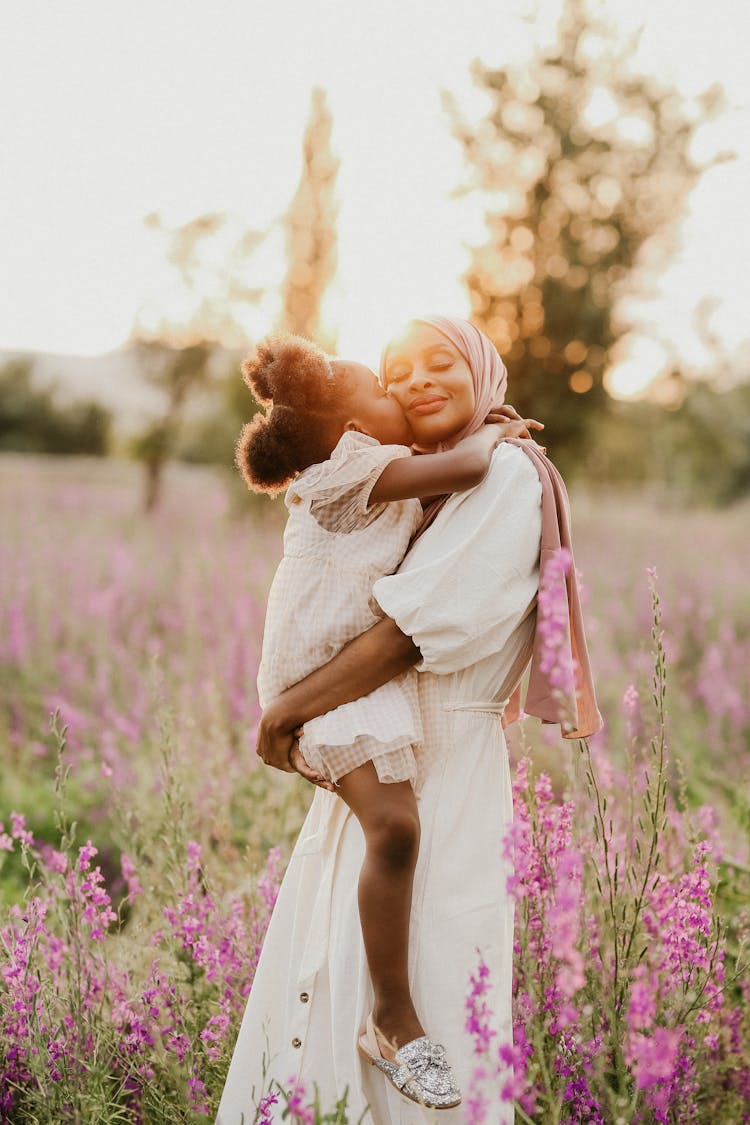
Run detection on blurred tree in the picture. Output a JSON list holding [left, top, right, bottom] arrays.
[[0, 360, 111, 455], [673, 381, 750, 503], [279, 87, 339, 351], [131, 342, 216, 512], [449, 0, 727, 475], [133, 211, 267, 510], [176, 366, 279, 517], [576, 374, 750, 505], [176, 364, 252, 469]]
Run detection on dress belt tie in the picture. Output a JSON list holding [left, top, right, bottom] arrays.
[[444, 699, 509, 716]]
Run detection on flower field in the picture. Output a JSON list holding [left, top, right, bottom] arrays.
[[1, 455, 748, 1124]]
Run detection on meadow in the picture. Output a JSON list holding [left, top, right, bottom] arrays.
[[1, 455, 748, 1124]]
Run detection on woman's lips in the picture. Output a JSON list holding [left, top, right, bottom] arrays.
[[409, 395, 448, 416]]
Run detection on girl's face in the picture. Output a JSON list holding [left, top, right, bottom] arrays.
[[381, 323, 475, 445], [335, 360, 414, 446]]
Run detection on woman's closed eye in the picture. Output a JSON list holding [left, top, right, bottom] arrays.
[[425, 347, 455, 369], [386, 362, 451, 384]]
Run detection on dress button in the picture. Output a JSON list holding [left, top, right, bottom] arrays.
[[299, 992, 309, 1003], [292, 1037, 302, 1049]]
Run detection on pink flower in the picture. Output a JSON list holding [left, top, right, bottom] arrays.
[[186, 840, 202, 873], [188, 1074, 209, 1114], [10, 812, 32, 846], [629, 1027, 682, 1090], [283, 1076, 315, 1125], [77, 840, 97, 871], [121, 853, 143, 899], [45, 850, 68, 874], [627, 966, 657, 1032], [257, 1090, 280, 1124], [622, 683, 639, 715], [465, 959, 498, 1055], [536, 547, 578, 723], [549, 851, 585, 998], [257, 847, 282, 914], [199, 1012, 230, 1062]]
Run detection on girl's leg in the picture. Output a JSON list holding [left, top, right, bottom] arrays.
[[335, 760, 424, 1054]]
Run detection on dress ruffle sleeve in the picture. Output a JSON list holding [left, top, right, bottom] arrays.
[[287, 432, 413, 534], [373, 443, 543, 676]]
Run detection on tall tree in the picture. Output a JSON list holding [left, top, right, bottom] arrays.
[[449, 0, 725, 473], [279, 87, 339, 351]]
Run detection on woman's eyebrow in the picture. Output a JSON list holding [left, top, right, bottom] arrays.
[[422, 344, 455, 358], [388, 344, 452, 364]]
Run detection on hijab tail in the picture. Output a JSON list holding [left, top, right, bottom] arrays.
[[503, 438, 603, 741]]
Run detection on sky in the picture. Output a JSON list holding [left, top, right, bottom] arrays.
[[1, 0, 749, 399]]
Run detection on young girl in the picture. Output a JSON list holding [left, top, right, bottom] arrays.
[[236, 333, 537, 1110]]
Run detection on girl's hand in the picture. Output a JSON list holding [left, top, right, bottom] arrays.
[[488, 417, 543, 441], [289, 740, 336, 792]]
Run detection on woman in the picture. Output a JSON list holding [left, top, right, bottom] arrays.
[[217, 317, 600, 1125]]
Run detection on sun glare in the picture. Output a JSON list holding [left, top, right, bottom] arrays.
[[605, 336, 670, 399]]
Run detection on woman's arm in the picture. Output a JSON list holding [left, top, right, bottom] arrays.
[[256, 617, 420, 771], [370, 418, 542, 504]]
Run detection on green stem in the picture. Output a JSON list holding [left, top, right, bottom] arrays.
[[621, 590, 668, 984], [583, 739, 628, 1093]]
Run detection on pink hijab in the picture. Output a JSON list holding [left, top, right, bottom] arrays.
[[381, 315, 602, 741]]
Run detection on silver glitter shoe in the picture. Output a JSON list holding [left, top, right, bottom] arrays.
[[357, 1013, 462, 1110]]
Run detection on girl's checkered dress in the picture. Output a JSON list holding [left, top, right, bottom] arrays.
[[258, 431, 424, 786]]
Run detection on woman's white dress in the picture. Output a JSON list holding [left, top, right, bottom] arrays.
[[217, 443, 543, 1125]]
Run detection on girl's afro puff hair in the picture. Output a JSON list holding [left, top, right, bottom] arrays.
[[241, 333, 335, 411], [236, 332, 348, 496], [235, 407, 301, 496]]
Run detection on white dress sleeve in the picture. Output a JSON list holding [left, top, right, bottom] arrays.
[[372, 442, 543, 675], [288, 432, 413, 533]]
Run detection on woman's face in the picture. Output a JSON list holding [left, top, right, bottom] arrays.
[[382, 323, 475, 445]]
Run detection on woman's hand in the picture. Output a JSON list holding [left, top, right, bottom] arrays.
[[256, 704, 335, 791], [484, 403, 544, 440], [256, 702, 298, 772]]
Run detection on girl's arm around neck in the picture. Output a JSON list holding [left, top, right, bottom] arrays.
[[369, 425, 503, 504], [370, 416, 544, 504]]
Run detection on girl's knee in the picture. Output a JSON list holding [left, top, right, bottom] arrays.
[[367, 807, 420, 870]]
